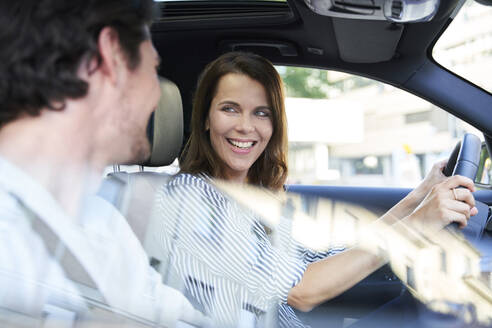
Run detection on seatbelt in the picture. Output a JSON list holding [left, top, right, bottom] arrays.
[[20, 198, 163, 328], [24, 204, 99, 292]]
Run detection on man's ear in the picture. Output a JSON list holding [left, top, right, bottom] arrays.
[[96, 27, 125, 85]]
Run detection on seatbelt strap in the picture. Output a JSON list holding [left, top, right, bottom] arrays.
[[20, 199, 101, 295]]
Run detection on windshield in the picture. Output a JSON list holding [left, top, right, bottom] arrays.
[[433, 0, 492, 94]]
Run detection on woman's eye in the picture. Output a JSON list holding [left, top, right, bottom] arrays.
[[255, 109, 271, 117], [221, 106, 236, 113]]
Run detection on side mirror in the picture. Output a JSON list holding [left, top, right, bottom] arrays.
[[475, 142, 492, 187]]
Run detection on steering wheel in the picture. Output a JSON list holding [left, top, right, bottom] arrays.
[[442, 133, 490, 240]]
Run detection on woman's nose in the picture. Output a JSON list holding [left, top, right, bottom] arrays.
[[235, 115, 255, 133]]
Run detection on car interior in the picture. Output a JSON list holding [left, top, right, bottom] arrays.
[[99, 0, 492, 326]]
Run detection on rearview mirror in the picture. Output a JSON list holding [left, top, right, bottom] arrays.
[[475, 142, 492, 186], [303, 0, 440, 23]]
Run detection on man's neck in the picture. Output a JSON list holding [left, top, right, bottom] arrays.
[[0, 114, 104, 218]]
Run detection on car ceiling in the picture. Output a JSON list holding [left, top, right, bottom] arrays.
[[150, 0, 492, 140]]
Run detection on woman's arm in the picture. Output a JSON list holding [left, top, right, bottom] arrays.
[[288, 247, 384, 312], [288, 172, 477, 312]]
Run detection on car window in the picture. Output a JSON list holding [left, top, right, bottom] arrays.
[[433, 0, 492, 94], [277, 66, 482, 187]]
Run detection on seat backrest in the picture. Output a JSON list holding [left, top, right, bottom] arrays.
[[98, 77, 183, 248]]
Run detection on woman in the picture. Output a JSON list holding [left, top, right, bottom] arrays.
[[154, 52, 477, 327]]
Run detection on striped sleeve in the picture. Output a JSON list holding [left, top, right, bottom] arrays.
[[296, 243, 346, 264], [154, 174, 307, 307]]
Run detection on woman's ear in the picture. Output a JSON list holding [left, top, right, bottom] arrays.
[[205, 117, 210, 131]]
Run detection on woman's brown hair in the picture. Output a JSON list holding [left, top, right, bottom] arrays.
[[179, 52, 288, 190]]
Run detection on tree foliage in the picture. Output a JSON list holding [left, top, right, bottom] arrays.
[[279, 66, 331, 99]]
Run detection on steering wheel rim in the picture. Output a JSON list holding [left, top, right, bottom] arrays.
[[442, 133, 488, 236], [443, 133, 481, 180]]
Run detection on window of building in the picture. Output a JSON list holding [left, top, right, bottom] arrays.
[[405, 111, 431, 124]]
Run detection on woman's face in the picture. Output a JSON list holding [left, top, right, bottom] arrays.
[[207, 73, 273, 183]]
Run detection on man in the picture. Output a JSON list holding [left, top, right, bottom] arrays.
[[0, 1, 206, 326]]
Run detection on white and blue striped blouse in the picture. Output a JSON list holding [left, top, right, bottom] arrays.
[[153, 173, 344, 327]]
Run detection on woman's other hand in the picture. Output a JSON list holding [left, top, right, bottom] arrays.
[[406, 175, 478, 233]]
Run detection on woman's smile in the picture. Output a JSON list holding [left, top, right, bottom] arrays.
[[226, 138, 257, 153]]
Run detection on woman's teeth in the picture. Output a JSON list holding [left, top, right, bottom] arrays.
[[228, 139, 254, 149]]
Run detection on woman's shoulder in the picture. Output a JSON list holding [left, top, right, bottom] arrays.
[[167, 172, 227, 203], [168, 172, 219, 190], [169, 172, 210, 186]]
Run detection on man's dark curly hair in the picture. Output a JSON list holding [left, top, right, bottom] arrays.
[[0, 0, 155, 126]]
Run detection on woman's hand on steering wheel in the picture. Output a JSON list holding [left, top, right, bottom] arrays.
[[413, 159, 448, 202], [408, 175, 478, 233]]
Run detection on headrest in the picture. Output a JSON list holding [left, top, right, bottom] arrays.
[[144, 78, 183, 167]]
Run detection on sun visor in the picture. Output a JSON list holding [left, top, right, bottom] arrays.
[[332, 18, 403, 63], [303, 0, 440, 23]]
